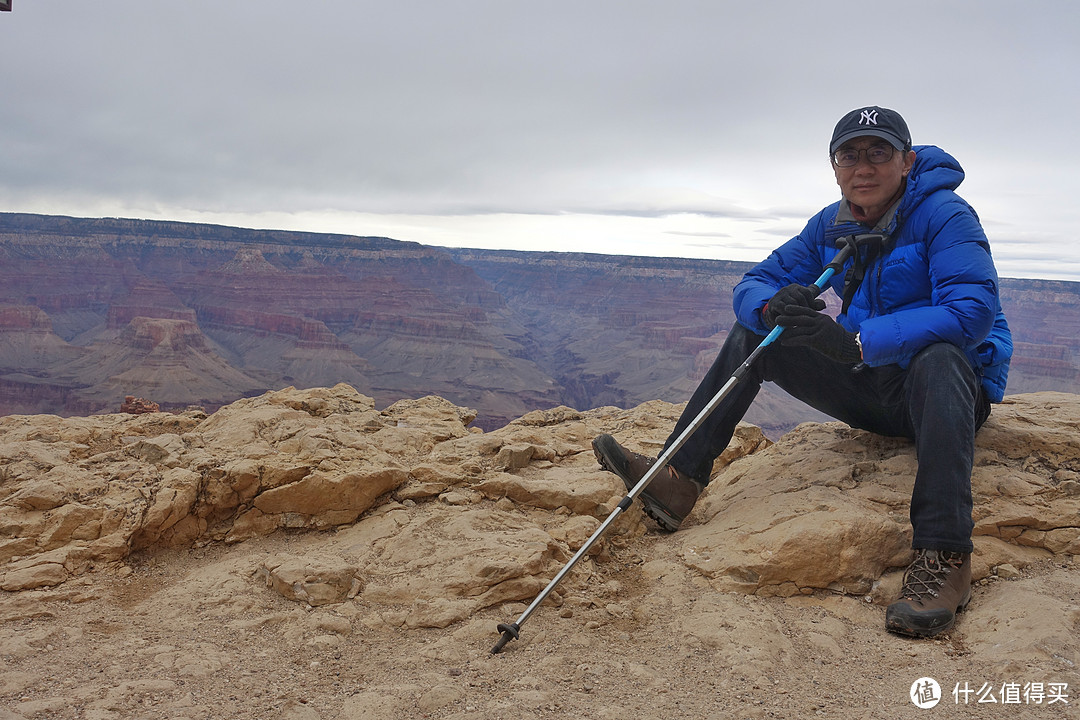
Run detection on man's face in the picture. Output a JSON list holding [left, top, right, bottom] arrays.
[[833, 136, 915, 217]]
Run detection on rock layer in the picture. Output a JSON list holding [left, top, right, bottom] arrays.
[[1, 386, 1076, 631], [1, 388, 1078, 719]]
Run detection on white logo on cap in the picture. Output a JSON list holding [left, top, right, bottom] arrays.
[[859, 109, 879, 126]]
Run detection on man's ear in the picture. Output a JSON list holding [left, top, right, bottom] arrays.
[[902, 149, 916, 177]]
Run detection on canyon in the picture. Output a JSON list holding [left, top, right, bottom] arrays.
[[1, 212, 1077, 434]]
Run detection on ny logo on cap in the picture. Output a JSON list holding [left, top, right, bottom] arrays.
[[859, 109, 879, 126]]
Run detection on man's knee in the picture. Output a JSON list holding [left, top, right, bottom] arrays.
[[714, 323, 765, 365], [908, 343, 977, 394], [911, 342, 970, 372], [726, 322, 762, 346]]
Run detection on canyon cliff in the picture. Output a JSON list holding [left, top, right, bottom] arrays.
[[1, 212, 1077, 434]]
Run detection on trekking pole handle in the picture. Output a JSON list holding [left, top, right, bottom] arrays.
[[758, 234, 867, 350]]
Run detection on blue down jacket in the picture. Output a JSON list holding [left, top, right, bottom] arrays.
[[733, 145, 1012, 402]]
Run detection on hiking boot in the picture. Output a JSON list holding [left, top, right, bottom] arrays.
[[591, 434, 701, 531], [886, 549, 972, 638]]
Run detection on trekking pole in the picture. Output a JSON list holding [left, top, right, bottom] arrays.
[[490, 236, 871, 654]]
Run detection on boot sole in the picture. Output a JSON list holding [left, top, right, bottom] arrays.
[[885, 588, 972, 638], [591, 438, 683, 532]]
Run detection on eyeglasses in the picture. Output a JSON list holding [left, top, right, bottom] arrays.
[[832, 144, 896, 168]]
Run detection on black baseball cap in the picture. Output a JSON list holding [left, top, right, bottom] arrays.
[[830, 106, 911, 155]]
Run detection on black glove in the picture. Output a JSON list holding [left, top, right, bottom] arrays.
[[762, 284, 826, 329], [776, 305, 862, 363]]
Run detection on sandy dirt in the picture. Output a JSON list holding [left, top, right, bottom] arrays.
[[1, 511, 1075, 720]]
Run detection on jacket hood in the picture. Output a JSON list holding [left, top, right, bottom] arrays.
[[902, 145, 965, 215]]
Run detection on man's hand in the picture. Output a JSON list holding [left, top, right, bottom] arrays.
[[762, 284, 826, 329], [776, 306, 862, 363]]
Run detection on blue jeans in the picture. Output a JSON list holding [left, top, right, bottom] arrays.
[[665, 323, 991, 553]]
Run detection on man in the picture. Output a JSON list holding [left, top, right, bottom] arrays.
[[592, 106, 1012, 638]]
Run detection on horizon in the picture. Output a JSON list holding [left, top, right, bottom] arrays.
[[2, 209, 1075, 286]]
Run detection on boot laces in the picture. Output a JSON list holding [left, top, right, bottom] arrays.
[[625, 450, 682, 481], [900, 550, 965, 601]]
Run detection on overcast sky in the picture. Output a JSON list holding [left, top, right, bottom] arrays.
[[2, 1, 1078, 281]]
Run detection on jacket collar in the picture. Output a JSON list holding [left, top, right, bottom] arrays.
[[836, 191, 903, 234]]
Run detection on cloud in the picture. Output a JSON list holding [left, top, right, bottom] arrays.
[[0, 1, 1078, 279], [665, 231, 733, 239]]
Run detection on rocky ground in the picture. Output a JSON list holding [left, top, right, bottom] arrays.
[[1, 387, 1078, 719]]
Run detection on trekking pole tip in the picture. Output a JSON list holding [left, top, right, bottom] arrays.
[[490, 622, 520, 654]]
